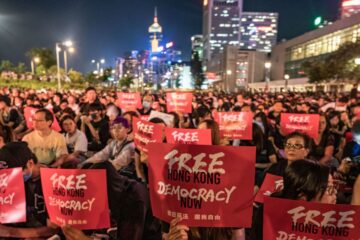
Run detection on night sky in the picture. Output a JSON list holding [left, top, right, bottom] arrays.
[[0, 0, 341, 73]]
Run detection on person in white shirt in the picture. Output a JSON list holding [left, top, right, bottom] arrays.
[[22, 108, 68, 167], [61, 115, 88, 156]]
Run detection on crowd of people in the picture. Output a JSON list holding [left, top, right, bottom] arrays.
[[0, 86, 359, 239]]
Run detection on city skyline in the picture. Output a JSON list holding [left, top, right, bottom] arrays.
[[0, 0, 341, 73]]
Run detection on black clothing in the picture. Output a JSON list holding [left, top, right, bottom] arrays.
[[85, 118, 110, 152]]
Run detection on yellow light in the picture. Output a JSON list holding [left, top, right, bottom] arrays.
[[204, 0, 208, 6], [34, 57, 40, 63], [68, 47, 75, 53]]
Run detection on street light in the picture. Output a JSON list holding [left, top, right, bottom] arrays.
[[91, 59, 106, 76], [56, 40, 75, 90], [355, 58, 360, 65], [226, 70, 232, 75], [265, 62, 272, 91], [31, 57, 40, 75], [284, 74, 290, 92]]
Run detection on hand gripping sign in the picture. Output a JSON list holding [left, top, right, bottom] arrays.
[[280, 113, 320, 140], [0, 168, 26, 223], [24, 107, 61, 132], [148, 143, 256, 227], [166, 92, 193, 113], [165, 128, 212, 145], [133, 117, 165, 153], [263, 196, 360, 240], [116, 92, 142, 111], [254, 174, 283, 204], [41, 168, 110, 230], [215, 112, 253, 140]]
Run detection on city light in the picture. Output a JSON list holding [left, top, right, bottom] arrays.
[[226, 70, 232, 75], [204, 0, 208, 6], [100, 59, 105, 64], [34, 57, 40, 63], [355, 58, 360, 65], [63, 40, 73, 47], [265, 62, 272, 69], [166, 42, 173, 48], [284, 74, 290, 80], [314, 16, 323, 26], [342, 0, 360, 7]]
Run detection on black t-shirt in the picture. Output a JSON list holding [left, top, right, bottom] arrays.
[[343, 141, 360, 163], [3, 108, 23, 129], [85, 118, 110, 151], [137, 108, 153, 116], [24, 178, 48, 227], [310, 131, 335, 160]]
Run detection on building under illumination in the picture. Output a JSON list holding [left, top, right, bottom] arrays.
[[203, 0, 243, 63], [341, 0, 360, 19], [148, 7, 163, 53], [240, 12, 278, 52], [191, 35, 204, 60]]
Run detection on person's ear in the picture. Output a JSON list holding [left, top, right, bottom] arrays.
[[26, 159, 34, 169]]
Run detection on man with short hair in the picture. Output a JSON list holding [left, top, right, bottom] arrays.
[[22, 108, 68, 167]]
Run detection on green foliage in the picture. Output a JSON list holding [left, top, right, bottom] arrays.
[[68, 69, 84, 83], [119, 76, 134, 88], [85, 72, 99, 85], [26, 48, 56, 70], [303, 41, 360, 83], [0, 60, 14, 72], [0, 78, 86, 90], [15, 62, 27, 74], [190, 50, 205, 89]]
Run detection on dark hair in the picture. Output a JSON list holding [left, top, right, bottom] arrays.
[[60, 115, 75, 126], [284, 131, 312, 150], [275, 160, 329, 201], [168, 112, 180, 128], [85, 87, 96, 93], [252, 123, 264, 152], [88, 103, 103, 112], [149, 117, 166, 126], [352, 119, 360, 135], [35, 108, 54, 124]]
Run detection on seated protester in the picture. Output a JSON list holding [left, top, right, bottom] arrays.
[[0, 95, 25, 134], [79, 87, 101, 115], [268, 117, 287, 159], [342, 119, 360, 162], [198, 119, 221, 145], [106, 103, 120, 125], [137, 95, 154, 115], [80, 117, 135, 177], [80, 102, 110, 152], [61, 115, 88, 157], [63, 161, 162, 240], [123, 111, 139, 141], [251, 160, 337, 240], [240, 123, 277, 186], [0, 142, 59, 238], [309, 114, 335, 166], [22, 108, 68, 167], [328, 111, 347, 155]]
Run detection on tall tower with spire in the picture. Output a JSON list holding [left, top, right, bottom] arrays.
[[148, 7, 163, 52]]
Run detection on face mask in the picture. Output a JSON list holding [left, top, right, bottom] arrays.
[[143, 101, 151, 109], [90, 113, 97, 120], [23, 171, 32, 182]]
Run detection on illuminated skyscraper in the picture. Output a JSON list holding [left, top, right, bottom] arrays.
[[341, 0, 360, 18], [148, 7, 163, 52], [191, 35, 204, 60], [240, 12, 278, 52], [203, 0, 243, 63]]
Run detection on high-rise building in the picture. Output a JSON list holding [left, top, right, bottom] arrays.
[[239, 12, 278, 52], [148, 7, 163, 53], [191, 35, 204, 60], [341, 0, 360, 19], [203, 0, 243, 63]]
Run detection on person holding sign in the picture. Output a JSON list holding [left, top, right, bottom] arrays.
[[251, 160, 337, 240], [0, 142, 59, 238]]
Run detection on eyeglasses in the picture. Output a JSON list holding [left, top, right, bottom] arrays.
[[284, 143, 305, 150]]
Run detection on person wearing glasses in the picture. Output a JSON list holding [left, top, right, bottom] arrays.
[[251, 159, 337, 240]]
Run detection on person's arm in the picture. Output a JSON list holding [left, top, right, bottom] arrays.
[[166, 218, 189, 240], [0, 224, 58, 238], [135, 152, 146, 182], [51, 135, 69, 168], [319, 145, 334, 165], [111, 143, 135, 171], [62, 225, 92, 240], [352, 175, 360, 205], [80, 142, 111, 167]]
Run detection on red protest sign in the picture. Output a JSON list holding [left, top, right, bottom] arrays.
[[148, 143, 256, 227], [215, 112, 253, 140], [280, 113, 320, 140], [166, 92, 193, 113], [116, 92, 142, 111], [40, 168, 110, 230], [263, 197, 360, 240], [255, 174, 283, 203], [133, 117, 165, 153], [165, 128, 212, 145], [0, 168, 26, 223], [24, 107, 61, 132], [140, 115, 150, 122]]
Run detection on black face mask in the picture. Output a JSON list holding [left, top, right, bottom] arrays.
[[90, 113, 97, 120]]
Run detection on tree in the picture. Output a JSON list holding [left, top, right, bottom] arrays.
[[0, 60, 14, 72], [26, 48, 56, 70], [119, 76, 134, 88], [303, 41, 360, 83], [14, 62, 27, 74], [85, 72, 99, 85], [190, 51, 205, 89], [68, 69, 84, 83]]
